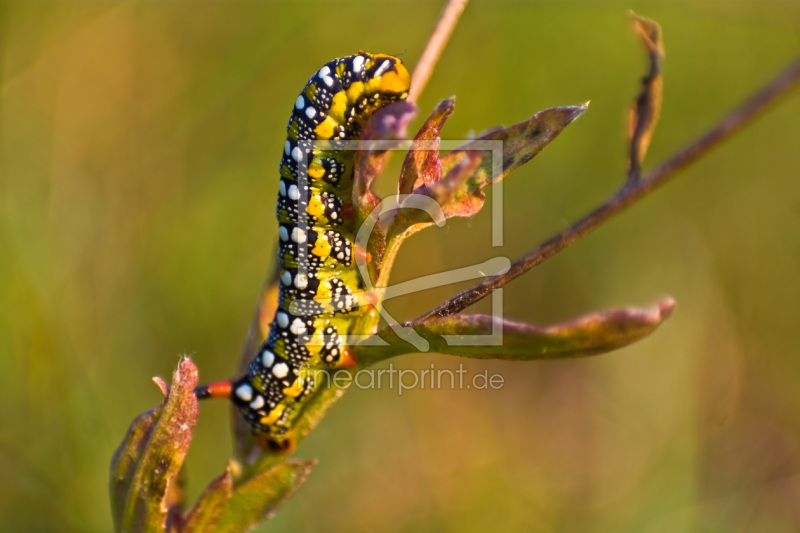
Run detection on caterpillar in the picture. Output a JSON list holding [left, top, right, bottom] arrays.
[[197, 53, 410, 449]]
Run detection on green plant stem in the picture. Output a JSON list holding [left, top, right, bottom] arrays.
[[352, 226, 414, 353], [413, 54, 800, 323]]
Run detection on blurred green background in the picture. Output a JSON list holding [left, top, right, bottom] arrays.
[[1, 0, 799, 531]]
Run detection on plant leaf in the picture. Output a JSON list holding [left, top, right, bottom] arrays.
[[109, 359, 199, 533], [182, 468, 234, 533], [628, 12, 664, 181], [388, 105, 587, 238], [355, 298, 676, 365], [398, 97, 455, 194], [394, 151, 482, 231], [215, 460, 316, 533], [435, 105, 588, 219]]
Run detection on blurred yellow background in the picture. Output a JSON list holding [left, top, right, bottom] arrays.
[[1, 1, 799, 531]]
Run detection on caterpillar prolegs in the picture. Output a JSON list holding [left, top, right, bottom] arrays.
[[200, 53, 410, 447]]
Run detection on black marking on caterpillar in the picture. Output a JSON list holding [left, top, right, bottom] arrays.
[[230, 53, 410, 443]]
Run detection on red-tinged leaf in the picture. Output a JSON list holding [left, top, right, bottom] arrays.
[[109, 359, 199, 533], [628, 13, 664, 181], [439, 105, 588, 218], [182, 468, 234, 533], [394, 151, 482, 232], [355, 298, 676, 364], [398, 97, 455, 194], [215, 460, 316, 533]]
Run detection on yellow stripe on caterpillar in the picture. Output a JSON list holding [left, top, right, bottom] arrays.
[[314, 117, 337, 139], [260, 405, 285, 426], [308, 160, 325, 179], [328, 91, 349, 124], [282, 377, 306, 397], [307, 195, 325, 217], [380, 66, 411, 94], [346, 81, 365, 104], [311, 233, 332, 258]]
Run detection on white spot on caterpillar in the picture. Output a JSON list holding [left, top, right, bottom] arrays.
[[295, 95, 304, 109], [261, 349, 275, 368], [374, 60, 391, 77], [352, 55, 365, 72], [294, 273, 308, 289], [305, 106, 317, 119], [276, 312, 289, 328], [249, 395, 265, 409], [291, 146, 303, 163], [290, 318, 307, 335], [281, 271, 292, 286], [279, 226, 289, 241], [291, 227, 307, 243], [284, 140, 291, 155], [279, 180, 287, 196], [288, 184, 300, 200], [318, 66, 334, 87], [235, 384, 253, 402], [272, 362, 289, 379]]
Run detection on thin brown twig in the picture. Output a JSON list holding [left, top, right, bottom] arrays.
[[408, 0, 469, 104], [413, 55, 800, 323]]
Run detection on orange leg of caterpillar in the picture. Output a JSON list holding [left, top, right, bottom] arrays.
[[194, 380, 234, 400]]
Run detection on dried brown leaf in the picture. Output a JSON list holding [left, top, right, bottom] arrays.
[[628, 13, 664, 181], [398, 97, 455, 194]]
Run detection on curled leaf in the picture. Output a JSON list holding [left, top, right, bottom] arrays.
[[628, 12, 664, 181], [215, 460, 316, 533], [109, 359, 199, 533], [398, 97, 455, 194], [355, 298, 676, 364]]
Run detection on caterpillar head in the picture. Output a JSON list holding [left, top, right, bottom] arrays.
[[352, 53, 410, 117]]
